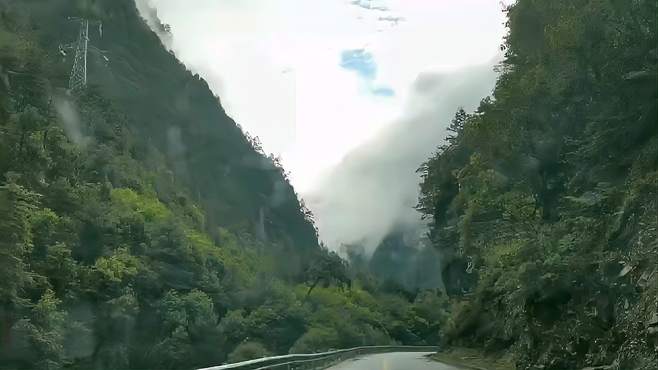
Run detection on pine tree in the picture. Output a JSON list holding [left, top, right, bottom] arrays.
[[440, 108, 467, 151]]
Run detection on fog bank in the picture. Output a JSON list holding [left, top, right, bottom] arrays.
[[304, 62, 499, 254]]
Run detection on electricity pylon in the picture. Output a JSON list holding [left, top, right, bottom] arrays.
[[59, 17, 108, 93]]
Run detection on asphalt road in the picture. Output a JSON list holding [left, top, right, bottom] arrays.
[[325, 352, 464, 370]]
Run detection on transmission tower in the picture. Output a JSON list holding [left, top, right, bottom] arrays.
[[59, 18, 109, 93]]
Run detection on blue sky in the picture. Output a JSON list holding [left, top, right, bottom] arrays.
[[340, 48, 395, 97], [340, 49, 377, 79]]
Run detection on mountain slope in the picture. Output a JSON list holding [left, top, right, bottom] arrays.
[[44, 0, 318, 255], [418, 1, 657, 369]]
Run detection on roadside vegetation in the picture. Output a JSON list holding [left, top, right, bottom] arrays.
[[418, 1, 657, 369]]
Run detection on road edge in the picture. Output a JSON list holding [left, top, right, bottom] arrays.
[[428, 348, 516, 370]]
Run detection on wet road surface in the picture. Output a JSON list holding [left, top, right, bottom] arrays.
[[325, 352, 464, 370]]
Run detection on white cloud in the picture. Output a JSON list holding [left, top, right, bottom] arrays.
[[137, 0, 509, 250], [138, 0, 506, 188], [305, 61, 499, 253]]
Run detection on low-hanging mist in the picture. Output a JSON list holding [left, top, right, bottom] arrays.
[[304, 62, 499, 255]]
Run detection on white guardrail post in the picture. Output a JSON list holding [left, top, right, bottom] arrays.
[[197, 345, 438, 370]]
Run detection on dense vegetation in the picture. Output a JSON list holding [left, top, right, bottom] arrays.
[[418, 1, 657, 369], [2, 0, 656, 369], [0, 1, 447, 369]]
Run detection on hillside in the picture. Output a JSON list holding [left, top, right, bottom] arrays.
[[418, 1, 657, 369], [0, 1, 448, 369]]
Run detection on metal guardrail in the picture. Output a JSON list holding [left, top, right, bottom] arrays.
[[198, 346, 438, 370]]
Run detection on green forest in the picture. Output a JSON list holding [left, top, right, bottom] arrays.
[[0, 0, 656, 370], [417, 1, 657, 369]]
